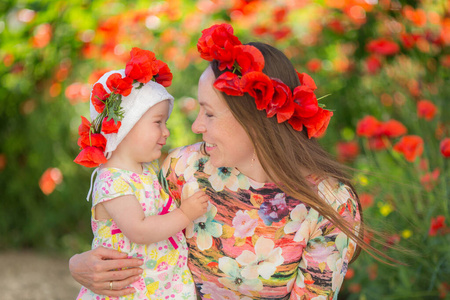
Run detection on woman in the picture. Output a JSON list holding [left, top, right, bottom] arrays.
[[70, 24, 367, 299]]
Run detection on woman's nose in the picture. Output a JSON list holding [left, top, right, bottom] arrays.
[[192, 115, 205, 134]]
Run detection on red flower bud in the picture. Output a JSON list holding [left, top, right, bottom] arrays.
[[101, 117, 121, 134], [74, 146, 107, 168]]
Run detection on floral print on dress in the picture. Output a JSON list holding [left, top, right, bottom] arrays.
[[77, 162, 196, 300], [161, 143, 361, 300]]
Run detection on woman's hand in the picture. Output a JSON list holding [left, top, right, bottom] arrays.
[[69, 247, 144, 297]]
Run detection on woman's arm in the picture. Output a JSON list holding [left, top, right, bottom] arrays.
[[69, 247, 144, 296], [102, 190, 209, 245]]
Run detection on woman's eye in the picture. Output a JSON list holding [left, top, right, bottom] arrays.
[[205, 112, 213, 117]]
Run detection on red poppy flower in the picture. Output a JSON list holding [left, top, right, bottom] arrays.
[[154, 60, 173, 87], [265, 78, 294, 123], [78, 116, 91, 136], [400, 33, 420, 49], [417, 99, 437, 120], [366, 39, 400, 56], [356, 116, 382, 138], [197, 23, 242, 61], [428, 215, 446, 236], [297, 72, 317, 91], [306, 59, 322, 73], [91, 83, 110, 113], [101, 117, 122, 134], [291, 86, 318, 118], [302, 108, 333, 138], [440, 138, 450, 158], [78, 133, 107, 152], [74, 146, 107, 168], [211, 40, 236, 71], [368, 136, 389, 151], [393, 135, 424, 162], [234, 45, 264, 75], [240, 71, 274, 110], [366, 55, 382, 74], [336, 140, 360, 162], [125, 47, 158, 83], [381, 120, 407, 138], [106, 73, 133, 96], [213, 72, 244, 96]]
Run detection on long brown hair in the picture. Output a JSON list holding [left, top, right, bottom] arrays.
[[209, 42, 400, 265]]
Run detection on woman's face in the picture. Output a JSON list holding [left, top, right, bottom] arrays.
[[192, 66, 254, 169]]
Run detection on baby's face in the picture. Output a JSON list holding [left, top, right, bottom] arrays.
[[119, 100, 170, 163]]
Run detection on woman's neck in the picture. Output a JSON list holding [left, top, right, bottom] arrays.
[[236, 159, 272, 183]]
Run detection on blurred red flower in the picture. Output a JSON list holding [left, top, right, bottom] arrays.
[[403, 6, 427, 27], [368, 136, 389, 151], [428, 215, 447, 236], [366, 39, 400, 56], [381, 120, 407, 138], [420, 168, 440, 191], [359, 193, 374, 209], [366, 55, 382, 74], [306, 58, 322, 73], [400, 33, 420, 49], [31, 23, 52, 48], [336, 140, 360, 162], [440, 138, 450, 158], [356, 116, 382, 137], [39, 168, 63, 195], [417, 99, 437, 120], [393, 135, 424, 162]]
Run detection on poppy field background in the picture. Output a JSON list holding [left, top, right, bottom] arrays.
[[0, 0, 449, 298]]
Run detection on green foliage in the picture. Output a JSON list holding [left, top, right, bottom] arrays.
[[0, 0, 448, 298]]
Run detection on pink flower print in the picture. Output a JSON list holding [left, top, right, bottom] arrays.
[[141, 202, 147, 212], [153, 180, 161, 190], [91, 221, 98, 232], [165, 282, 172, 290], [77, 286, 88, 298], [158, 272, 169, 281], [99, 171, 111, 180], [101, 186, 110, 195], [130, 173, 142, 183], [155, 288, 164, 297], [173, 284, 183, 293], [145, 191, 151, 198], [177, 255, 187, 268], [132, 276, 146, 291], [232, 210, 258, 238], [157, 261, 169, 272], [172, 274, 180, 282], [117, 240, 124, 249]]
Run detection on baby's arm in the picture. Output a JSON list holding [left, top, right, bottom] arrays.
[[101, 190, 209, 245]]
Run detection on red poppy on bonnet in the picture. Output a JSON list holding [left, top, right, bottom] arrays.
[[197, 23, 332, 138]]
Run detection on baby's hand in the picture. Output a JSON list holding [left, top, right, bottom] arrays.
[[179, 189, 209, 221]]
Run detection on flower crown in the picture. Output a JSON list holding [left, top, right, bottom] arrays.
[[197, 23, 333, 138], [74, 47, 173, 168]]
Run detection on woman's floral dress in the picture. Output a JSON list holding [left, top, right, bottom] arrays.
[[77, 161, 197, 300], [160, 143, 361, 300]]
